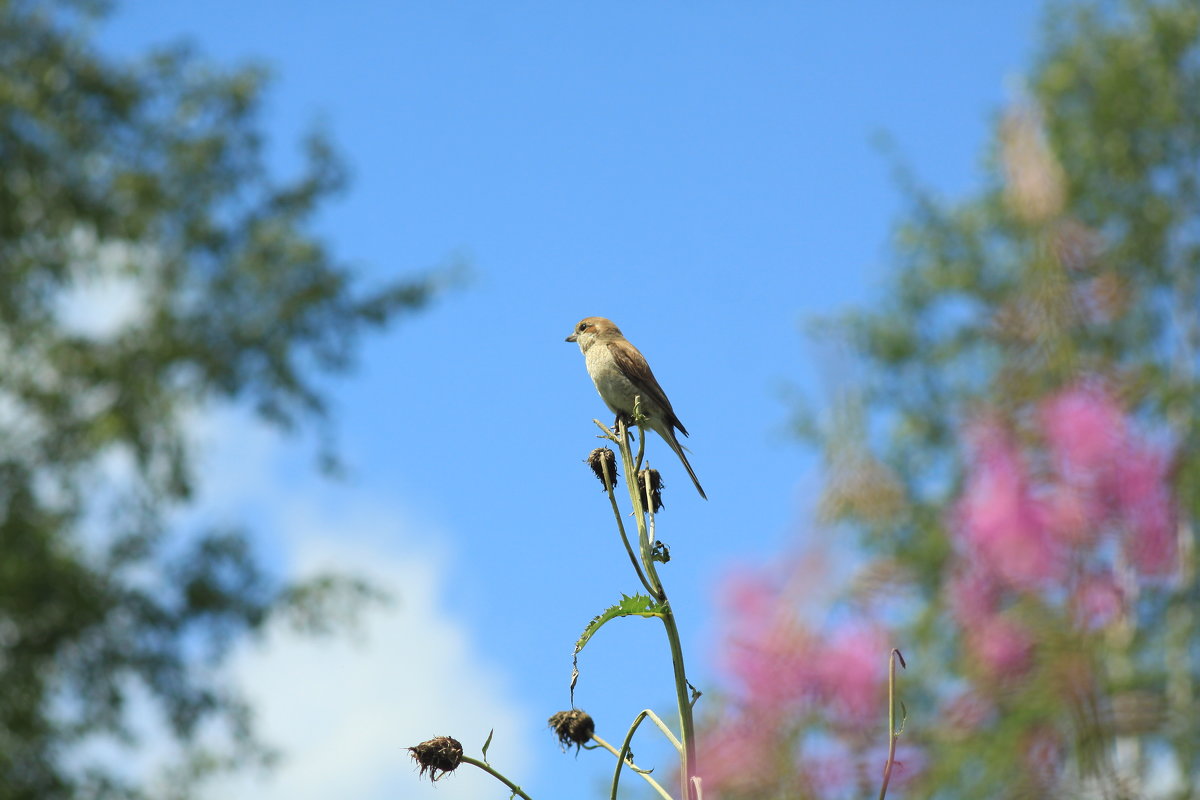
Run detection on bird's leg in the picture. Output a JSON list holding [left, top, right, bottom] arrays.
[[613, 412, 631, 441]]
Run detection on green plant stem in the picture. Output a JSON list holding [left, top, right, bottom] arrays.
[[616, 420, 660, 596], [633, 708, 683, 752], [598, 447, 656, 597], [461, 755, 534, 800], [660, 601, 698, 799], [613, 415, 699, 800], [592, 732, 675, 800], [607, 711, 685, 800], [877, 648, 906, 800]]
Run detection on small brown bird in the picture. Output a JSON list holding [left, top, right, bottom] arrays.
[[566, 317, 706, 500]]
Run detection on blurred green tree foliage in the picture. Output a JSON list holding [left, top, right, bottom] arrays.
[[803, 0, 1200, 795], [692, 1, 1200, 797], [0, 1, 440, 797]]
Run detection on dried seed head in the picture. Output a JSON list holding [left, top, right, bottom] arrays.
[[587, 448, 618, 490], [408, 736, 463, 781], [548, 709, 595, 751], [638, 468, 663, 513]]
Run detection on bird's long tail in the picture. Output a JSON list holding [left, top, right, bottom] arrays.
[[653, 423, 707, 500]]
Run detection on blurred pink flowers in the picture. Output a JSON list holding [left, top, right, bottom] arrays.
[[817, 626, 889, 728], [1115, 443, 1176, 577], [956, 422, 1064, 588], [1071, 571, 1124, 629], [695, 717, 779, 797], [952, 379, 1176, 635], [722, 570, 816, 715], [701, 563, 899, 798], [720, 567, 887, 728], [698, 376, 1179, 796], [1040, 382, 1126, 477], [969, 615, 1035, 678]]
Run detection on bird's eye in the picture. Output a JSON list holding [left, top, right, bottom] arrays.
[[578, 323, 588, 332]]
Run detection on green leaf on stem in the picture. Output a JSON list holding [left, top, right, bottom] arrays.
[[570, 594, 666, 699], [481, 728, 494, 763]]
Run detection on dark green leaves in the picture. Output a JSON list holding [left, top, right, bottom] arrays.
[[0, 2, 441, 797]]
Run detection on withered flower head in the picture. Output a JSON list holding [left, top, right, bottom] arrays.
[[586, 448, 618, 490], [408, 736, 463, 781], [548, 709, 595, 751], [638, 468, 663, 513]]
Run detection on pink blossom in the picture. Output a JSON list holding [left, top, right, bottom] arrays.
[[720, 570, 817, 712], [1115, 444, 1176, 577], [1040, 382, 1126, 477], [1071, 571, 1124, 629], [695, 716, 778, 798], [945, 564, 1001, 627], [1040, 480, 1103, 545], [725, 618, 816, 714], [814, 626, 888, 729], [956, 423, 1063, 588], [969, 615, 1035, 679], [721, 568, 781, 626]]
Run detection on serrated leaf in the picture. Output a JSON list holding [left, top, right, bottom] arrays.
[[569, 594, 665, 704], [574, 594, 666, 657]]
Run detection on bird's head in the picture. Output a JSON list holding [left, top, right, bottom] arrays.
[[565, 317, 622, 352]]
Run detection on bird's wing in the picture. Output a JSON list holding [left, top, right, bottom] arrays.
[[606, 341, 689, 436]]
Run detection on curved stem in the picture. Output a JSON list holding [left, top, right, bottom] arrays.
[[609, 711, 658, 800], [640, 708, 683, 752], [616, 419, 661, 597], [460, 755, 534, 800], [877, 648, 907, 800], [613, 416, 698, 799], [601, 452, 656, 597], [590, 734, 674, 800]]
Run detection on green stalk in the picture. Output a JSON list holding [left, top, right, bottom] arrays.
[[659, 600, 699, 799], [612, 414, 699, 800], [877, 648, 906, 800], [598, 450, 656, 598], [460, 755, 534, 800]]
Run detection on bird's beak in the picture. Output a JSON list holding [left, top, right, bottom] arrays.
[[565, 333, 578, 342]]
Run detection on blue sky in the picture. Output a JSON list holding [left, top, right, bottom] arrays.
[[94, 4, 1044, 798]]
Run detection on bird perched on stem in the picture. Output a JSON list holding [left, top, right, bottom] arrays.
[[566, 317, 707, 500]]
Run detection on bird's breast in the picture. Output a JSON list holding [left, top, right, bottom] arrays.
[[585, 346, 638, 414]]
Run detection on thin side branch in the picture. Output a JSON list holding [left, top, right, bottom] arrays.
[[600, 452, 656, 597], [877, 648, 907, 800], [590, 733, 674, 800], [461, 755, 534, 800]]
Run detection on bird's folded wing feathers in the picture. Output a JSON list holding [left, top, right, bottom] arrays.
[[606, 341, 689, 436]]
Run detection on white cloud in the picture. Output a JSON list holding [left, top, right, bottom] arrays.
[[189, 416, 534, 800], [63, 398, 532, 797], [206, 531, 532, 800]]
